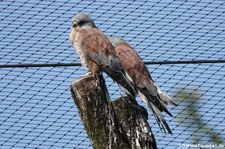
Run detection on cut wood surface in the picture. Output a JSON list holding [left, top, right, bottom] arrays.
[[70, 74, 157, 149]]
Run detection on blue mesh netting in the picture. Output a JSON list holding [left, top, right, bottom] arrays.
[[0, 0, 224, 148]]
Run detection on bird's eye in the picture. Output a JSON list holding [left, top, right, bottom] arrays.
[[73, 22, 78, 28], [79, 21, 84, 26]]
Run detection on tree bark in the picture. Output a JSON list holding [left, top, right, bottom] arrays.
[[112, 97, 157, 149], [70, 74, 157, 149]]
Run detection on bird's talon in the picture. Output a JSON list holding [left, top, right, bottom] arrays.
[[80, 72, 92, 77]]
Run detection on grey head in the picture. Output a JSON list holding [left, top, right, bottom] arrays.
[[72, 12, 96, 29], [108, 37, 127, 47]]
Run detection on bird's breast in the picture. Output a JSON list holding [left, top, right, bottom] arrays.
[[76, 46, 87, 68], [72, 31, 88, 69]]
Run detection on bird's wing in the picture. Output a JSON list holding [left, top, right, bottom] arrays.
[[114, 42, 173, 134], [114, 43, 157, 93], [78, 28, 137, 96], [114, 42, 159, 94]]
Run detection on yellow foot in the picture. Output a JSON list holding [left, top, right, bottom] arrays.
[[80, 72, 93, 77]]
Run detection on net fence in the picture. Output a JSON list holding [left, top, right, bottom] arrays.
[[0, 0, 224, 148]]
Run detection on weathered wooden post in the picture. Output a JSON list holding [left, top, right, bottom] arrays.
[[112, 97, 157, 149], [70, 74, 157, 149]]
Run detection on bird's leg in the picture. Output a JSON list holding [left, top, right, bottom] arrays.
[[80, 71, 92, 77], [93, 73, 101, 88]]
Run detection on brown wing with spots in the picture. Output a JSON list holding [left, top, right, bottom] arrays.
[[111, 39, 176, 134], [76, 28, 137, 96]]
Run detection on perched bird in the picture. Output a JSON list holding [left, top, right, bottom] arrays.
[[109, 37, 177, 134], [69, 12, 137, 99]]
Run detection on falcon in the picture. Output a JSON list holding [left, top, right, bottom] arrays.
[[69, 12, 137, 99], [109, 37, 177, 134]]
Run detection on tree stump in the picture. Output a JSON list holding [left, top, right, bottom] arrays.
[[112, 97, 157, 149], [70, 74, 157, 149]]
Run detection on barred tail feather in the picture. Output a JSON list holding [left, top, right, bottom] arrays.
[[139, 91, 173, 134], [155, 83, 177, 106], [149, 102, 172, 134]]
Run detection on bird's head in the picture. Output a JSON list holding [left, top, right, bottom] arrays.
[[71, 12, 96, 31], [108, 37, 126, 47]]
